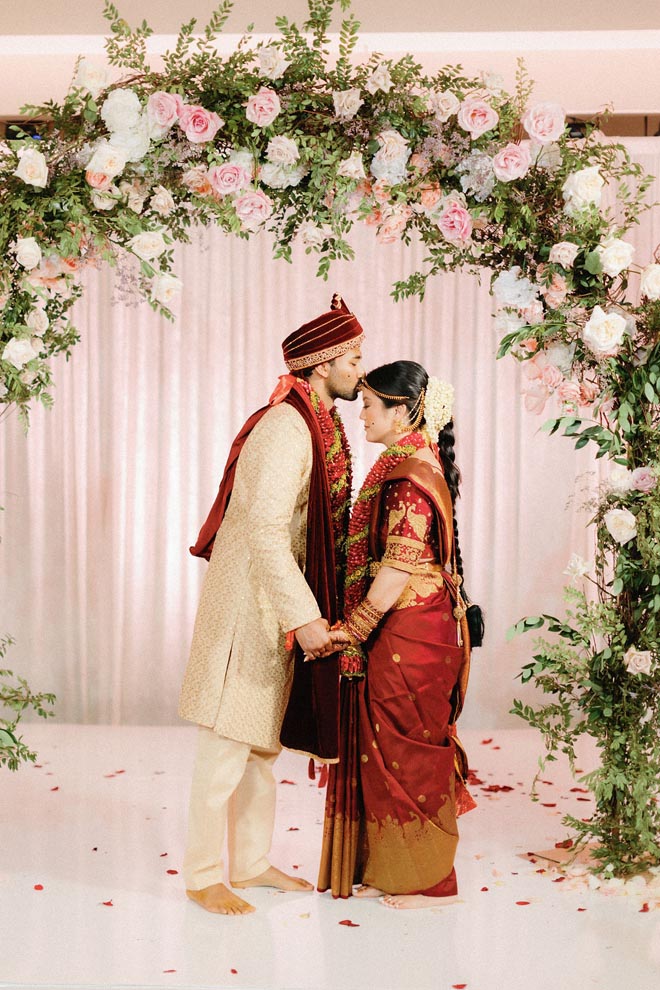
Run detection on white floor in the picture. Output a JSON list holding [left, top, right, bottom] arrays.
[[1, 725, 659, 990]]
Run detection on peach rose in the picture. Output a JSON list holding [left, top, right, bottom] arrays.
[[523, 379, 549, 414], [178, 105, 223, 143], [519, 338, 539, 353], [492, 142, 530, 182], [181, 166, 213, 196], [579, 381, 599, 405], [457, 97, 499, 139], [521, 299, 545, 325], [234, 189, 274, 232], [208, 163, 251, 197], [557, 380, 581, 404], [540, 272, 569, 310], [409, 152, 431, 175], [245, 88, 281, 127], [541, 364, 564, 389], [419, 182, 443, 213], [437, 201, 472, 244], [522, 102, 565, 145], [85, 170, 113, 191], [549, 241, 580, 268], [376, 205, 412, 244], [371, 179, 392, 205]]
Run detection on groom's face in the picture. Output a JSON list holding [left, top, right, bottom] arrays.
[[326, 347, 365, 401]]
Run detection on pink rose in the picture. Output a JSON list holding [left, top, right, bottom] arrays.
[[492, 142, 531, 182], [234, 189, 274, 232], [85, 170, 112, 191], [557, 380, 581, 404], [521, 299, 545, 325], [541, 364, 564, 389], [245, 88, 281, 127], [540, 272, 569, 310], [376, 205, 412, 244], [178, 105, 223, 143], [632, 466, 657, 493], [579, 381, 599, 405], [208, 163, 251, 197], [457, 97, 499, 139], [147, 92, 184, 129], [419, 182, 442, 212], [437, 201, 473, 244], [181, 166, 213, 196], [522, 102, 565, 145]]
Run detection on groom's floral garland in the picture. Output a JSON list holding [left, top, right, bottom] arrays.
[[340, 430, 427, 676]]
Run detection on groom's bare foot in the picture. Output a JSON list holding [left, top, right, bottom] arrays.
[[231, 865, 314, 892], [353, 884, 384, 898], [186, 883, 256, 915], [381, 893, 460, 909]]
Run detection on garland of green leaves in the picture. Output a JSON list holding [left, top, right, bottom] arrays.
[[0, 0, 659, 876]]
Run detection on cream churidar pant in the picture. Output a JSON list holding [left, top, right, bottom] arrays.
[[183, 726, 280, 890]]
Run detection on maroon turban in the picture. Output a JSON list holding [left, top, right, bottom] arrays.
[[281, 293, 365, 371]]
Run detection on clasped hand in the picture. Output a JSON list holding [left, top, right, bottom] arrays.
[[294, 618, 352, 660]]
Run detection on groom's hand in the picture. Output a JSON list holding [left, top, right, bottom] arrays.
[[295, 618, 332, 659]]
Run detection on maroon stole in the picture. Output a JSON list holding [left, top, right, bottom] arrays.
[[189, 380, 340, 762]]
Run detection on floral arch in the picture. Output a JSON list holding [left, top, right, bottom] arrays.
[[1, 0, 659, 877]]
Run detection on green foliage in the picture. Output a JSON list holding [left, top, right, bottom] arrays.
[[0, 636, 56, 772]]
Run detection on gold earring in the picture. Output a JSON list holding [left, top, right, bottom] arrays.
[[394, 416, 409, 434]]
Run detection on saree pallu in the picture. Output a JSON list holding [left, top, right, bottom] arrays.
[[358, 590, 465, 896]]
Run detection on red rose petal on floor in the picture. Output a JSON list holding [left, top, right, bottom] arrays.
[[166, 869, 178, 875], [339, 919, 360, 927], [539, 779, 554, 785], [639, 903, 650, 913], [541, 802, 557, 807], [480, 886, 489, 892], [230, 969, 238, 975], [287, 827, 300, 831], [102, 900, 113, 906], [452, 984, 468, 988], [552, 877, 566, 883], [33, 884, 44, 891], [160, 853, 168, 857], [481, 784, 514, 792], [535, 869, 546, 875], [577, 908, 587, 912], [492, 746, 501, 750], [480, 738, 493, 745], [516, 901, 530, 906], [279, 779, 296, 784], [114, 769, 126, 774], [104, 774, 116, 778], [577, 797, 591, 802], [467, 771, 484, 785], [163, 970, 176, 974], [555, 839, 573, 849], [570, 787, 589, 793], [50, 786, 59, 791]]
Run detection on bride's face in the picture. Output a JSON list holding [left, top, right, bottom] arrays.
[[359, 390, 406, 445]]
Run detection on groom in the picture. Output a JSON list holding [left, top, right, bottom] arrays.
[[178, 295, 365, 914]]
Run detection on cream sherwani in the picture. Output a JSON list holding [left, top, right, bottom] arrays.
[[179, 402, 324, 888]]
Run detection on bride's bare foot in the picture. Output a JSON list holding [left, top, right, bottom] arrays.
[[231, 865, 314, 892], [353, 884, 385, 898], [186, 883, 256, 915], [381, 893, 460, 910]]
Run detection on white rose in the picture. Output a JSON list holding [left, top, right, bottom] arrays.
[[333, 89, 363, 121], [13, 237, 42, 270], [100, 88, 142, 133], [26, 308, 49, 335], [257, 46, 290, 81], [562, 166, 604, 216], [370, 153, 408, 185], [365, 63, 393, 95], [640, 263, 660, 300], [74, 59, 110, 98], [493, 310, 526, 335], [428, 90, 460, 123], [260, 162, 306, 189], [229, 148, 256, 177], [375, 129, 409, 161], [128, 230, 167, 261], [582, 306, 627, 358], [298, 221, 325, 248], [111, 118, 151, 163], [604, 507, 637, 544], [266, 135, 299, 165], [563, 553, 590, 583], [86, 140, 129, 179], [149, 185, 175, 216], [14, 146, 49, 188], [608, 463, 634, 494], [2, 336, 39, 368], [595, 236, 635, 278], [549, 241, 580, 268], [492, 266, 539, 309], [623, 646, 653, 676], [151, 273, 182, 306], [544, 341, 575, 376], [337, 151, 366, 180], [91, 186, 120, 210]]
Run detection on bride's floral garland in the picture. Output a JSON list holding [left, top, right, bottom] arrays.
[[340, 430, 427, 675], [306, 383, 352, 592]]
